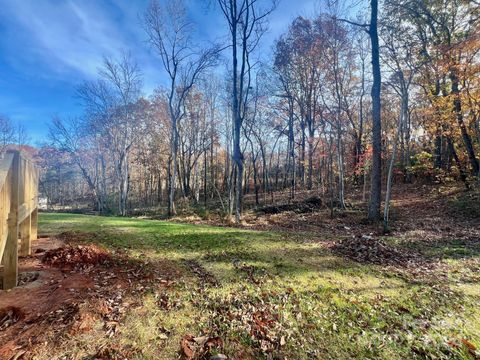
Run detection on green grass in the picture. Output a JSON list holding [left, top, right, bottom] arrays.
[[38, 213, 480, 359]]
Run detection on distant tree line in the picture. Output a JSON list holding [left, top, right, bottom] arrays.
[[37, 0, 479, 224]]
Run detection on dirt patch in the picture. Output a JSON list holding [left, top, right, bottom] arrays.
[[0, 266, 96, 359], [0, 236, 183, 359]]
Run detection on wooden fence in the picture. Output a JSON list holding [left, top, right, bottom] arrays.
[[0, 150, 39, 290]]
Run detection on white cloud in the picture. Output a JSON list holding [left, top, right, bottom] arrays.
[[1, 0, 130, 79], [0, 0, 321, 107]]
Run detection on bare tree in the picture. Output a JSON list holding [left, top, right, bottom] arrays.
[[49, 116, 104, 211], [15, 124, 31, 146], [144, 0, 218, 216], [0, 115, 15, 153], [77, 55, 142, 216], [216, 0, 277, 223]]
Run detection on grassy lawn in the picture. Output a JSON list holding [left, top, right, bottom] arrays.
[[38, 213, 479, 359]]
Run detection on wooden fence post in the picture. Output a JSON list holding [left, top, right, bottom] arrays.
[[19, 156, 31, 256], [19, 215, 31, 256], [31, 168, 39, 241], [31, 208, 38, 241], [3, 150, 20, 289]]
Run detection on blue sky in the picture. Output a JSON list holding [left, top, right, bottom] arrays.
[[0, 0, 318, 144]]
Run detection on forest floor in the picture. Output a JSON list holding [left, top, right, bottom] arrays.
[[0, 184, 479, 359]]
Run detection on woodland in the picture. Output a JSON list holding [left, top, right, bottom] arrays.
[[0, 0, 479, 359], [36, 0, 479, 226]]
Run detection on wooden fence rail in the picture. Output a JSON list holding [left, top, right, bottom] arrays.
[[0, 150, 39, 290]]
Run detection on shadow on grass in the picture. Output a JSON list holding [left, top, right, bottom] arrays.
[[41, 216, 371, 283], [402, 237, 480, 260], [40, 214, 411, 288]]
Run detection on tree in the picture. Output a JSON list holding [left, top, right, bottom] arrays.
[[319, 14, 357, 209], [77, 55, 142, 216], [39, 0, 480, 226], [49, 116, 105, 211], [381, 6, 418, 182], [337, 0, 382, 220], [15, 124, 31, 146], [275, 17, 325, 191], [396, 0, 479, 177], [0, 115, 15, 153], [368, 0, 382, 220], [144, 0, 218, 216], [216, 0, 277, 223]]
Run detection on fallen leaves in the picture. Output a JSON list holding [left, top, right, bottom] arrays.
[[181, 334, 223, 359], [17, 272, 39, 286], [155, 291, 183, 310], [331, 235, 420, 267], [0, 307, 24, 331], [446, 338, 480, 358], [250, 309, 281, 352], [461, 339, 479, 358], [0, 236, 182, 359], [3, 185, 479, 359], [93, 343, 142, 360], [191, 288, 296, 358], [42, 244, 110, 269], [233, 262, 266, 285], [330, 235, 457, 283], [185, 259, 219, 287], [42, 302, 80, 327], [462, 338, 477, 350], [8, 350, 26, 360]]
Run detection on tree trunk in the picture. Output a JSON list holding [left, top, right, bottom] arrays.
[[434, 132, 443, 169], [231, 1, 243, 223], [367, 0, 382, 221], [399, 77, 412, 183], [300, 120, 306, 188], [447, 137, 470, 189], [337, 119, 346, 209], [451, 72, 479, 176], [168, 119, 178, 216], [384, 113, 402, 232], [252, 154, 259, 206], [307, 126, 314, 191]]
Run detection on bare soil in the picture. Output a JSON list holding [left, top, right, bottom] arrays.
[[0, 234, 182, 360]]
